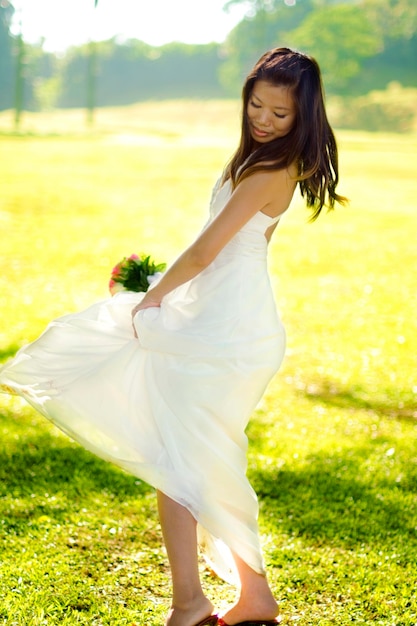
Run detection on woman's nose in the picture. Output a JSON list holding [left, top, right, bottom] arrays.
[[257, 110, 272, 127]]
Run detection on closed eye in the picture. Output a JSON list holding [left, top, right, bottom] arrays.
[[250, 100, 286, 119]]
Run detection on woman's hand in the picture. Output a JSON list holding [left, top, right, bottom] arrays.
[[131, 295, 161, 337]]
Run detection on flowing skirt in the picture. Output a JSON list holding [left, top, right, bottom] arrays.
[[0, 235, 286, 584]]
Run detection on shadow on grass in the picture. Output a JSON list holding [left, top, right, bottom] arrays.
[[0, 343, 21, 362], [0, 429, 155, 537], [0, 406, 153, 505], [1, 403, 416, 554], [252, 449, 417, 551], [298, 377, 417, 423]]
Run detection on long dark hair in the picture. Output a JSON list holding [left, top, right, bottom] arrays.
[[223, 47, 347, 218]]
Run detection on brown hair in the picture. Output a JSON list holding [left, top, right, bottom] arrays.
[[223, 47, 347, 218]]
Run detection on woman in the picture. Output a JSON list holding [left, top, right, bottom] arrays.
[[0, 48, 346, 626]]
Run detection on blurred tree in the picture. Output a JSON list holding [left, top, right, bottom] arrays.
[[58, 40, 227, 107], [220, 0, 417, 95], [28, 43, 60, 111], [2, 0, 414, 113], [13, 7, 24, 128], [220, 0, 316, 95], [356, 0, 417, 91], [86, 0, 99, 126], [289, 3, 381, 92], [364, 0, 417, 39], [0, 0, 14, 110]]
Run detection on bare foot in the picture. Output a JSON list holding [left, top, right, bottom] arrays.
[[221, 596, 279, 625], [165, 597, 215, 626]]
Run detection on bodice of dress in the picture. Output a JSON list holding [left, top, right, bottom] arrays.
[[208, 177, 281, 257]]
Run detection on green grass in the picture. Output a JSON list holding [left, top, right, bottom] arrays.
[[0, 102, 416, 625]]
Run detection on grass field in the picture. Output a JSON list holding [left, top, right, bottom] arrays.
[[0, 102, 416, 625]]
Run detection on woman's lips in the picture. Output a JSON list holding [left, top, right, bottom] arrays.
[[252, 125, 270, 137]]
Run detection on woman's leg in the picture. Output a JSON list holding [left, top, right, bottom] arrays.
[[221, 553, 279, 625], [157, 490, 214, 626]]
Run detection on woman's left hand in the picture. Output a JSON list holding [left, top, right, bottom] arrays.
[[131, 296, 161, 337]]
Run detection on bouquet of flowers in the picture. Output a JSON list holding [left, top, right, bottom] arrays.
[[109, 253, 166, 296]]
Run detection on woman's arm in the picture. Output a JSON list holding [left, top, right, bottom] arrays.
[[132, 168, 295, 314]]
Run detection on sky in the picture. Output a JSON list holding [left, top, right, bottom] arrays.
[[10, 0, 249, 52]]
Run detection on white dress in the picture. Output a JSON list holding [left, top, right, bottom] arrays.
[[0, 177, 286, 584]]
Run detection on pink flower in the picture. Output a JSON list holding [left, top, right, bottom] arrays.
[[129, 254, 139, 260], [109, 279, 125, 295], [111, 263, 122, 277]]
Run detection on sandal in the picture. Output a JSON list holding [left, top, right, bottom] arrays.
[[216, 617, 280, 626], [194, 616, 219, 626]]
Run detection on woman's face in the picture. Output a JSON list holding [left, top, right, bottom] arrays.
[[247, 80, 296, 143]]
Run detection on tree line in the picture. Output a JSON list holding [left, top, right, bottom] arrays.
[[0, 0, 416, 112]]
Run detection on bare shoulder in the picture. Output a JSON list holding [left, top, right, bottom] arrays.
[[238, 164, 297, 192], [236, 165, 297, 218]]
